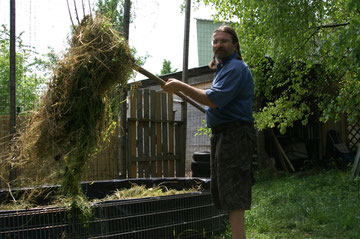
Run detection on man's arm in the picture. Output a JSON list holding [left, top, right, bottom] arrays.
[[161, 78, 216, 108]]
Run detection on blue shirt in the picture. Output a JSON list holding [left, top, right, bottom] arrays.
[[205, 53, 254, 128]]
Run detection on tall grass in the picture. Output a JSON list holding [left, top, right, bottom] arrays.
[[214, 169, 360, 239]]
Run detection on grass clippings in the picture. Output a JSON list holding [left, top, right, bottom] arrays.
[[3, 14, 134, 199], [93, 183, 201, 202], [0, 184, 201, 211]]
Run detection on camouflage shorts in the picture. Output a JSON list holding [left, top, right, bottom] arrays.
[[210, 121, 256, 211]]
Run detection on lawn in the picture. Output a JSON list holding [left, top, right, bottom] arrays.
[[213, 169, 360, 239]]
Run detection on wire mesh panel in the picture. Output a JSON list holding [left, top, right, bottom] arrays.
[[0, 191, 227, 239]]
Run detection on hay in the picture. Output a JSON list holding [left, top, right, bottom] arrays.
[[8, 14, 134, 197]]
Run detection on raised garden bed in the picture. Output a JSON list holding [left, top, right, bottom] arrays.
[[0, 178, 228, 238]]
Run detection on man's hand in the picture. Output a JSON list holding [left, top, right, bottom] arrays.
[[161, 78, 216, 108], [161, 78, 184, 93]]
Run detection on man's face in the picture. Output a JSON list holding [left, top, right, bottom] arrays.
[[212, 31, 237, 61]]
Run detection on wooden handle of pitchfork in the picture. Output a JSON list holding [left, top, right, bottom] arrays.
[[135, 65, 206, 114]]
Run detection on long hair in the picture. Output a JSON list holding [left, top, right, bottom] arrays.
[[209, 25, 243, 69]]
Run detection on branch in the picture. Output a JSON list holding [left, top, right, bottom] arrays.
[[7, 183, 16, 203], [299, 29, 318, 49], [315, 22, 349, 30], [297, 22, 350, 51]]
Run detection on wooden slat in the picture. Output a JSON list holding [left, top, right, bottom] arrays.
[[143, 89, 151, 177], [168, 93, 175, 177], [128, 155, 180, 162], [127, 118, 181, 124], [129, 91, 137, 178], [162, 93, 169, 177], [137, 90, 144, 178], [150, 90, 157, 177], [156, 92, 163, 177]]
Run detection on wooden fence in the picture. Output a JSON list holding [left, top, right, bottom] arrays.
[[127, 89, 185, 178]]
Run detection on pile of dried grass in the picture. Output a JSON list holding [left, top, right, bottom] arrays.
[[7, 14, 134, 198]]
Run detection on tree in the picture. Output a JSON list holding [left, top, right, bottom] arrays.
[[96, 0, 126, 32], [202, 0, 360, 133], [0, 25, 51, 115], [160, 59, 178, 75]]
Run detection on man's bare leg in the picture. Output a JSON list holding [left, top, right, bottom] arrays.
[[229, 209, 246, 239]]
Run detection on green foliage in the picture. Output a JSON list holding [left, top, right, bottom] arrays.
[[96, 0, 126, 32], [160, 59, 178, 75], [203, 0, 360, 133], [212, 169, 360, 238], [0, 25, 51, 115], [195, 119, 212, 137], [180, 0, 203, 13]]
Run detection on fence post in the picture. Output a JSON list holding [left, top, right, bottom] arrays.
[[176, 101, 186, 177], [168, 93, 175, 177]]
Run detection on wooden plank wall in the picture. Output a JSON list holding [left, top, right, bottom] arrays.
[[127, 89, 185, 178]]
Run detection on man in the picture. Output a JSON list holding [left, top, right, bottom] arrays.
[[161, 25, 255, 239]]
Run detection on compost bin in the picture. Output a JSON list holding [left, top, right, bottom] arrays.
[[0, 178, 227, 239]]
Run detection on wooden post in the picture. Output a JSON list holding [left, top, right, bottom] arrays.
[[180, 0, 191, 178], [176, 102, 186, 177], [351, 143, 360, 178], [150, 90, 157, 177], [120, 0, 131, 178], [143, 89, 151, 177], [161, 93, 169, 177], [168, 93, 175, 177], [156, 93, 163, 177], [136, 91, 144, 178]]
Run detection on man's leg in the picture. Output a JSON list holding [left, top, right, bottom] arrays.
[[229, 209, 246, 239]]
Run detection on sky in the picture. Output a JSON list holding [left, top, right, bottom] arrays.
[[0, 0, 216, 81]]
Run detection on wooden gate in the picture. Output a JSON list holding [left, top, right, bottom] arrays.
[[127, 89, 185, 178]]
